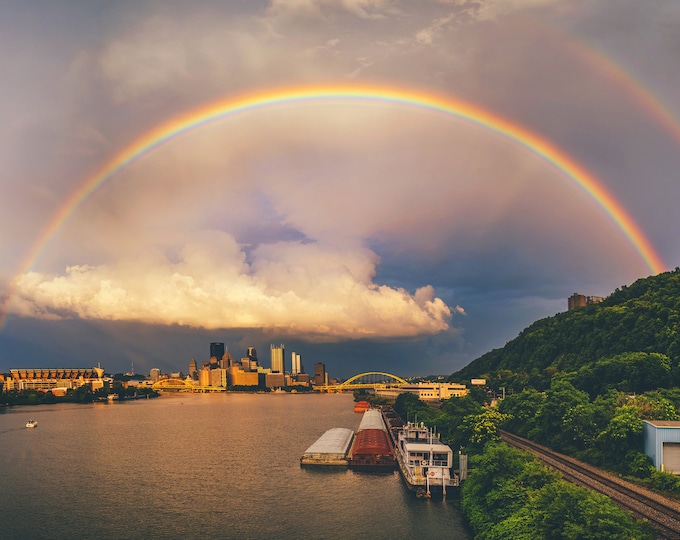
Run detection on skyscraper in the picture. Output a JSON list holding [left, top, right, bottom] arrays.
[[220, 351, 234, 369], [314, 362, 326, 386], [270, 344, 285, 373], [291, 352, 302, 376], [210, 342, 225, 360]]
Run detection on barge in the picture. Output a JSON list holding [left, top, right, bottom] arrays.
[[394, 421, 458, 498], [354, 400, 370, 413], [349, 409, 396, 470], [300, 427, 354, 466]]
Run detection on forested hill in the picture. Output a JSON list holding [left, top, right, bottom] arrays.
[[451, 268, 680, 392]]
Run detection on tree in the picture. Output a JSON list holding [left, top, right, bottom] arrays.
[[440, 394, 484, 419], [497, 388, 544, 437], [460, 409, 511, 448], [594, 404, 644, 472], [461, 443, 655, 540], [528, 482, 652, 539], [393, 392, 441, 425], [532, 379, 590, 452]]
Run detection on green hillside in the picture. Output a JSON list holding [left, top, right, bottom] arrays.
[[451, 268, 680, 393]]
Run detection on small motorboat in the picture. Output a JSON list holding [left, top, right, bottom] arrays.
[[25, 420, 38, 428]]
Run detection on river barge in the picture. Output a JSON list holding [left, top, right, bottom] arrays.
[[394, 421, 458, 498], [354, 400, 370, 413], [300, 427, 354, 466], [349, 409, 396, 470]]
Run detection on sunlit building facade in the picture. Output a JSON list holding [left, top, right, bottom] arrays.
[[270, 344, 285, 374], [4, 367, 106, 392], [375, 382, 469, 401], [291, 352, 302, 376]]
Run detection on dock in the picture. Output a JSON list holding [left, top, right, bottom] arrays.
[[300, 427, 354, 466]]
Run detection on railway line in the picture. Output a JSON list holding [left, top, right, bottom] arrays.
[[500, 430, 680, 539]]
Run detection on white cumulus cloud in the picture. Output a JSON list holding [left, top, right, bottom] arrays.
[[9, 232, 452, 340]]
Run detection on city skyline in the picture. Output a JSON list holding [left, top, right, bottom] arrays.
[[1, 1, 679, 379]]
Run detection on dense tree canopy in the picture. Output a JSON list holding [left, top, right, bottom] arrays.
[[461, 444, 654, 539], [451, 269, 680, 392]]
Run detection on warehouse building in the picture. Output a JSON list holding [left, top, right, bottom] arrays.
[[643, 420, 680, 474]]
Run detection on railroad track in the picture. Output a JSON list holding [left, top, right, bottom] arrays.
[[500, 430, 680, 539]]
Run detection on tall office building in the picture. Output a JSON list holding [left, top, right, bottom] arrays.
[[220, 351, 234, 369], [270, 344, 285, 373], [150, 368, 161, 383], [189, 358, 198, 379], [247, 347, 258, 364], [210, 342, 225, 360], [313, 362, 326, 386], [291, 352, 302, 376]]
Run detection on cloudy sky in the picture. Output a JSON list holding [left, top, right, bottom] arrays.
[[1, 0, 679, 379]]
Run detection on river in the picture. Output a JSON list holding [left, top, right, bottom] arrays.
[[0, 393, 469, 539]]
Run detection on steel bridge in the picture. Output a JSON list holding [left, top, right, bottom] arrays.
[[151, 372, 407, 393], [314, 371, 407, 392], [151, 378, 224, 392]]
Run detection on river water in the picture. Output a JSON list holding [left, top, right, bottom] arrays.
[[0, 393, 469, 539]]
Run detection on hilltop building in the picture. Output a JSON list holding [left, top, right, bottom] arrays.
[[568, 292, 604, 311]]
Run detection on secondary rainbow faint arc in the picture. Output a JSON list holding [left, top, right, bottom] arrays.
[[15, 84, 668, 290]]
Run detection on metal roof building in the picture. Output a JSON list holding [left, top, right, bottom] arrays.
[[643, 420, 680, 474]]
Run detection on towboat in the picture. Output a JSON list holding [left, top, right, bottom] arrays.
[[25, 420, 38, 428], [394, 421, 458, 497]]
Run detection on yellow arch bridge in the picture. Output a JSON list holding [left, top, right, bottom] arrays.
[[151, 378, 223, 392], [315, 371, 407, 393], [151, 371, 406, 393]]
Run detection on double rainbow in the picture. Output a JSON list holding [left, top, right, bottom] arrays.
[[2, 84, 666, 328]]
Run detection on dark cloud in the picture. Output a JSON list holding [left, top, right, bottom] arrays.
[[1, 0, 679, 377]]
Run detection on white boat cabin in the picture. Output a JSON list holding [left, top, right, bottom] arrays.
[[398, 422, 453, 468]]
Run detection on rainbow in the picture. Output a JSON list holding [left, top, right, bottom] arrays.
[[550, 24, 680, 149], [1, 84, 666, 328]]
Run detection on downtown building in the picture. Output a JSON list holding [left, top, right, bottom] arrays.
[[291, 352, 302, 376], [313, 363, 327, 386], [270, 344, 285, 374]]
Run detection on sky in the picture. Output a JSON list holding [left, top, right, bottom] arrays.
[[1, 0, 679, 380]]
